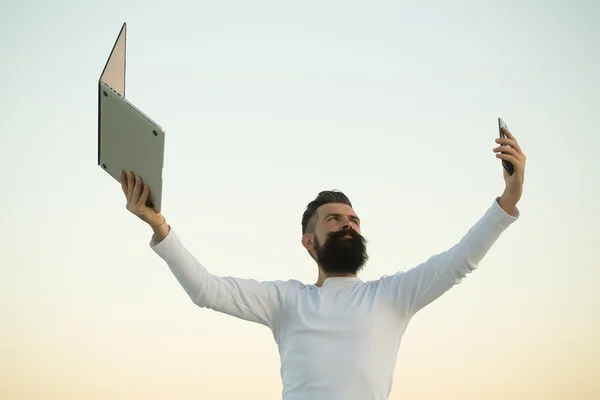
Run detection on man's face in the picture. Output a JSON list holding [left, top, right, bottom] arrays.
[[307, 203, 368, 275]]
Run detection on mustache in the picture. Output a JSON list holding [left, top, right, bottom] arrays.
[[326, 228, 363, 241]]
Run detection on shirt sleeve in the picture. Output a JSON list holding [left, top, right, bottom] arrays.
[[149, 228, 290, 330], [381, 198, 519, 318]]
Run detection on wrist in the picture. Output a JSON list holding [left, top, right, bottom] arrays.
[[150, 214, 170, 243], [150, 215, 166, 228], [499, 189, 521, 215], [502, 186, 522, 201]]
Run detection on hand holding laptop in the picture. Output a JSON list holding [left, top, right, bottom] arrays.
[[120, 170, 164, 227]]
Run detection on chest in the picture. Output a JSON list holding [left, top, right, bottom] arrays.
[[278, 285, 402, 345]]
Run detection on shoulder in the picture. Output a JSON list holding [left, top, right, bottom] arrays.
[[366, 272, 407, 289], [259, 278, 307, 296], [271, 278, 308, 291]]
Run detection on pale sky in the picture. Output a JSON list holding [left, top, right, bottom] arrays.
[[1, 0, 599, 399]]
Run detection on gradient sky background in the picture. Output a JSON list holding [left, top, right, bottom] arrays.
[[1, 0, 599, 399]]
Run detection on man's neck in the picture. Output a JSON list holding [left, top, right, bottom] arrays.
[[315, 268, 357, 287]]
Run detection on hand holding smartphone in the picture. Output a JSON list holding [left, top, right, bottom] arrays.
[[498, 118, 514, 175]]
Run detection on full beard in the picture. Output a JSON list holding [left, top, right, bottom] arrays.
[[314, 228, 369, 275]]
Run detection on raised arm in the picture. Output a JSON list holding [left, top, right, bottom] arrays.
[[381, 198, 518, 318], [382, 125, 526, 318], [119, 171, 289, 330], [150, 227, 289, 328]]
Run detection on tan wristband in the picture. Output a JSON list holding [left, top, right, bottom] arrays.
[[150, 217, 166, 228]]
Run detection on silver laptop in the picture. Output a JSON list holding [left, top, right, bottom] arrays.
[[98, 22, 165, 212]]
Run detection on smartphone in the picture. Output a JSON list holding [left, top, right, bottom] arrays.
[[498, 117, 514, 175]]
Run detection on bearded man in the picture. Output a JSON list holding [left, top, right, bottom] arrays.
[[118, 127, 526, 400]]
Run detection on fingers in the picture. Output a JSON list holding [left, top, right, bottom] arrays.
[[122, 171, 148, 210], [136, 184, 150, 209], [493, 144, 523, 161], [126, 171, 134, 204], [120, 170, 127, 196], [495, 140, 524, 161], [132, 175, 143, 203], [118, 171, 156, 223], [498, 128, 523, 154], [495, 152, 520, 167]]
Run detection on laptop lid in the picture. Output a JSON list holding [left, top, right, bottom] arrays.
[[98, 22, 127, 165], [99, 22, 126, 97]]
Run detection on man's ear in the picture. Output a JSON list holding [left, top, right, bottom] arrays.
[[302, 233, 314, 252]]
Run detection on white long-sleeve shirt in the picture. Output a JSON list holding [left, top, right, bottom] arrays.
[[150, 198, 519, 400]]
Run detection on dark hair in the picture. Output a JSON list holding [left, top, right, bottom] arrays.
[[301, 190, 353, 234]]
